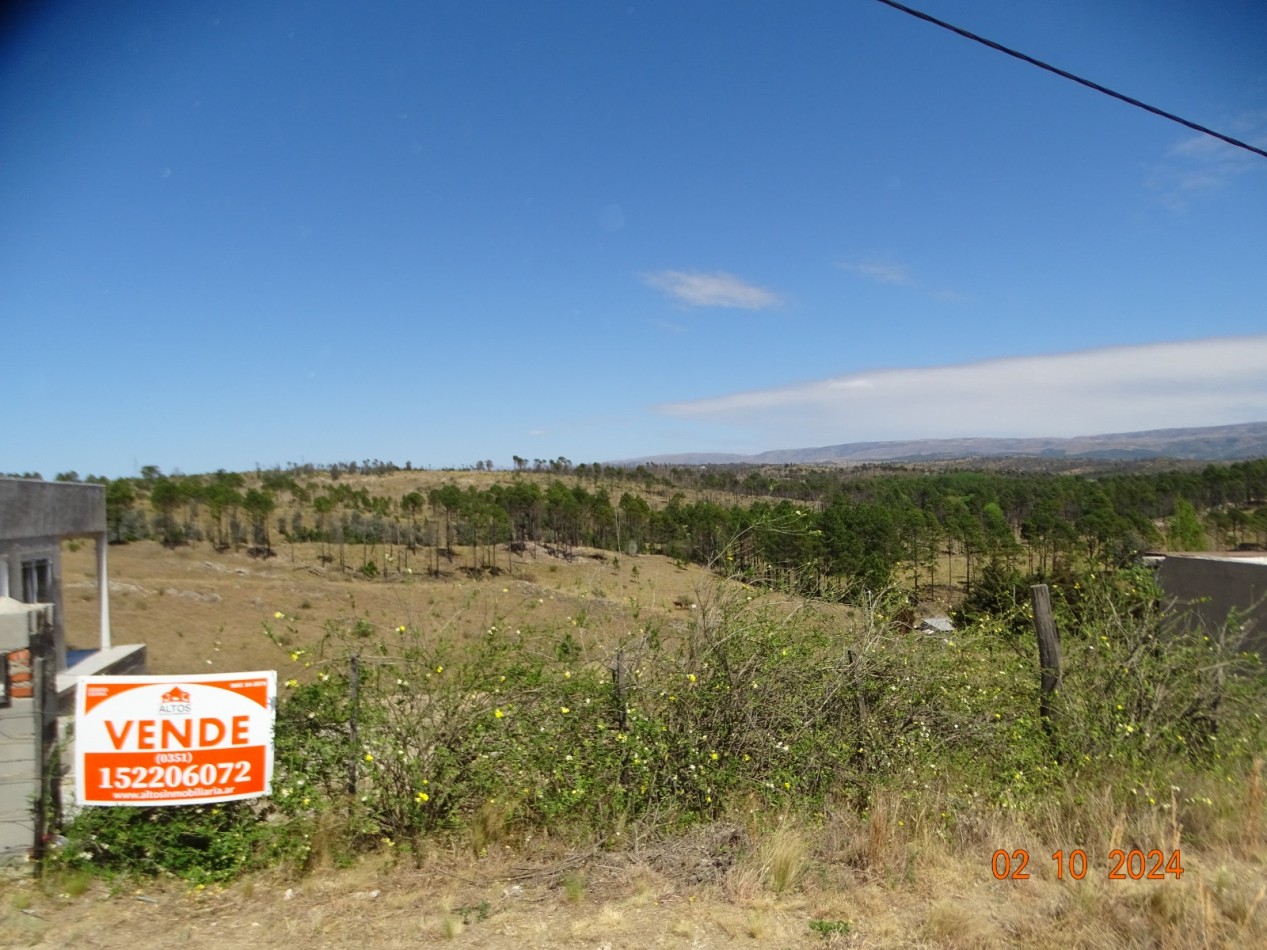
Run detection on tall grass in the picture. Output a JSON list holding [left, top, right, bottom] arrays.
[[55, 564, 1267, 895]]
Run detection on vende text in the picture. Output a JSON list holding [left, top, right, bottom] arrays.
[[104, 717, 251, 750]]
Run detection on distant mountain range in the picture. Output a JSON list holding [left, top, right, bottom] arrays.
[[620, 422, 1267, 466]]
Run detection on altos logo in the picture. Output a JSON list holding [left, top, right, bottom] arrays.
[[159, 686, 191, 715]]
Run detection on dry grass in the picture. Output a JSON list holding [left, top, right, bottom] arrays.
[[24, 537, 1267, 948], [5, 786, 1267, 948], [61, 537, 748, 676], [923, 898, 1002, 948], [760, 821, 810, 896], [1244, 757, 1264, 858]]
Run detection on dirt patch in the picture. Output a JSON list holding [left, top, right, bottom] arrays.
[[0, 843, 834, 949]]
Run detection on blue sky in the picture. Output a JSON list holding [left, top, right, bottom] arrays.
[[3, 0, 1265, 478]]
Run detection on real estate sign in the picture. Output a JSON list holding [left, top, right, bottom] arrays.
[[75, 671, 276, 807]]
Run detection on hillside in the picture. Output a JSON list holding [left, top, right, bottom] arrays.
[[623, 420, 1267, 465], [58, 538, 743, 676]]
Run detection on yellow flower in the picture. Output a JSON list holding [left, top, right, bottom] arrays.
[[710, 751, 719, 761], [274, 611, 285, 619], [364, 753, 374, 762], [397, 625, 406, 633], [687, 674, 697, 683], [435, 665, 444, 674], [285, 678, 298, 688], [416, 791, 430, 803], [560, 707, 571, 714], [494, 708, 504, 719]]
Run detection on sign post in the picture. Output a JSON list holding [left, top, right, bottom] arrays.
[[75, 671, 276, 807]]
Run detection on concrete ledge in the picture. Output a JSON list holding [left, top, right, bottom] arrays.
[[56, 644, 147, 714], [0, 479, 105, 541]]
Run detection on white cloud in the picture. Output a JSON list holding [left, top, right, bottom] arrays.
[[657, 335, 1267, 446], [1148, 117, 1267, 204], [837, 259, 911, 286], [643, 270, 782, 309], [837, 258, 968, 303]]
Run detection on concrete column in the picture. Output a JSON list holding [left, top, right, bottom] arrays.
[[97, 534, 111, 650]]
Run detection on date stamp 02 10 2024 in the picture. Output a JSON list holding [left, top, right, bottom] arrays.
[[992, 849, 1184, 881]]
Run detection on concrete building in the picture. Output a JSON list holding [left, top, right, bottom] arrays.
[[1147, 551, 1267, 655], [0, 478, 146, 862]]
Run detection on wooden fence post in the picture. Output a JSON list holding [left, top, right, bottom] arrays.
[[347, 654, 360, 796], [1031, 584, 1063, 734]]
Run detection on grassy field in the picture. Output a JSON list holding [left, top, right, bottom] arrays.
[[2, 537, 1265, 948], [59, 537, 752, 675]]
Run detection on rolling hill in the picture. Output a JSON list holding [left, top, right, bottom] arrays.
[[622, 421, 1267, 466]]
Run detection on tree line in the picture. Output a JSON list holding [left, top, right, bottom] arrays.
[[78, 457, 1267, 601]]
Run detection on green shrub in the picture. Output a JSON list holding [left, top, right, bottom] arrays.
[[55, 568, 1267, 883], [54, 800, 302, 884]]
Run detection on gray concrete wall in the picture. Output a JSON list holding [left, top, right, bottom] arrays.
[[0, 699, 36, 863], [0, 479, 107, 672], [1156, 555, 1267, 655], [0, 479, 105, 542]]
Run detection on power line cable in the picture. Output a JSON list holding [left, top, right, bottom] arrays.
[[871, 0, 1267, 161]]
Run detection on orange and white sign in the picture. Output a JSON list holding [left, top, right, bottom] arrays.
[[75, 672, 276, 807]]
